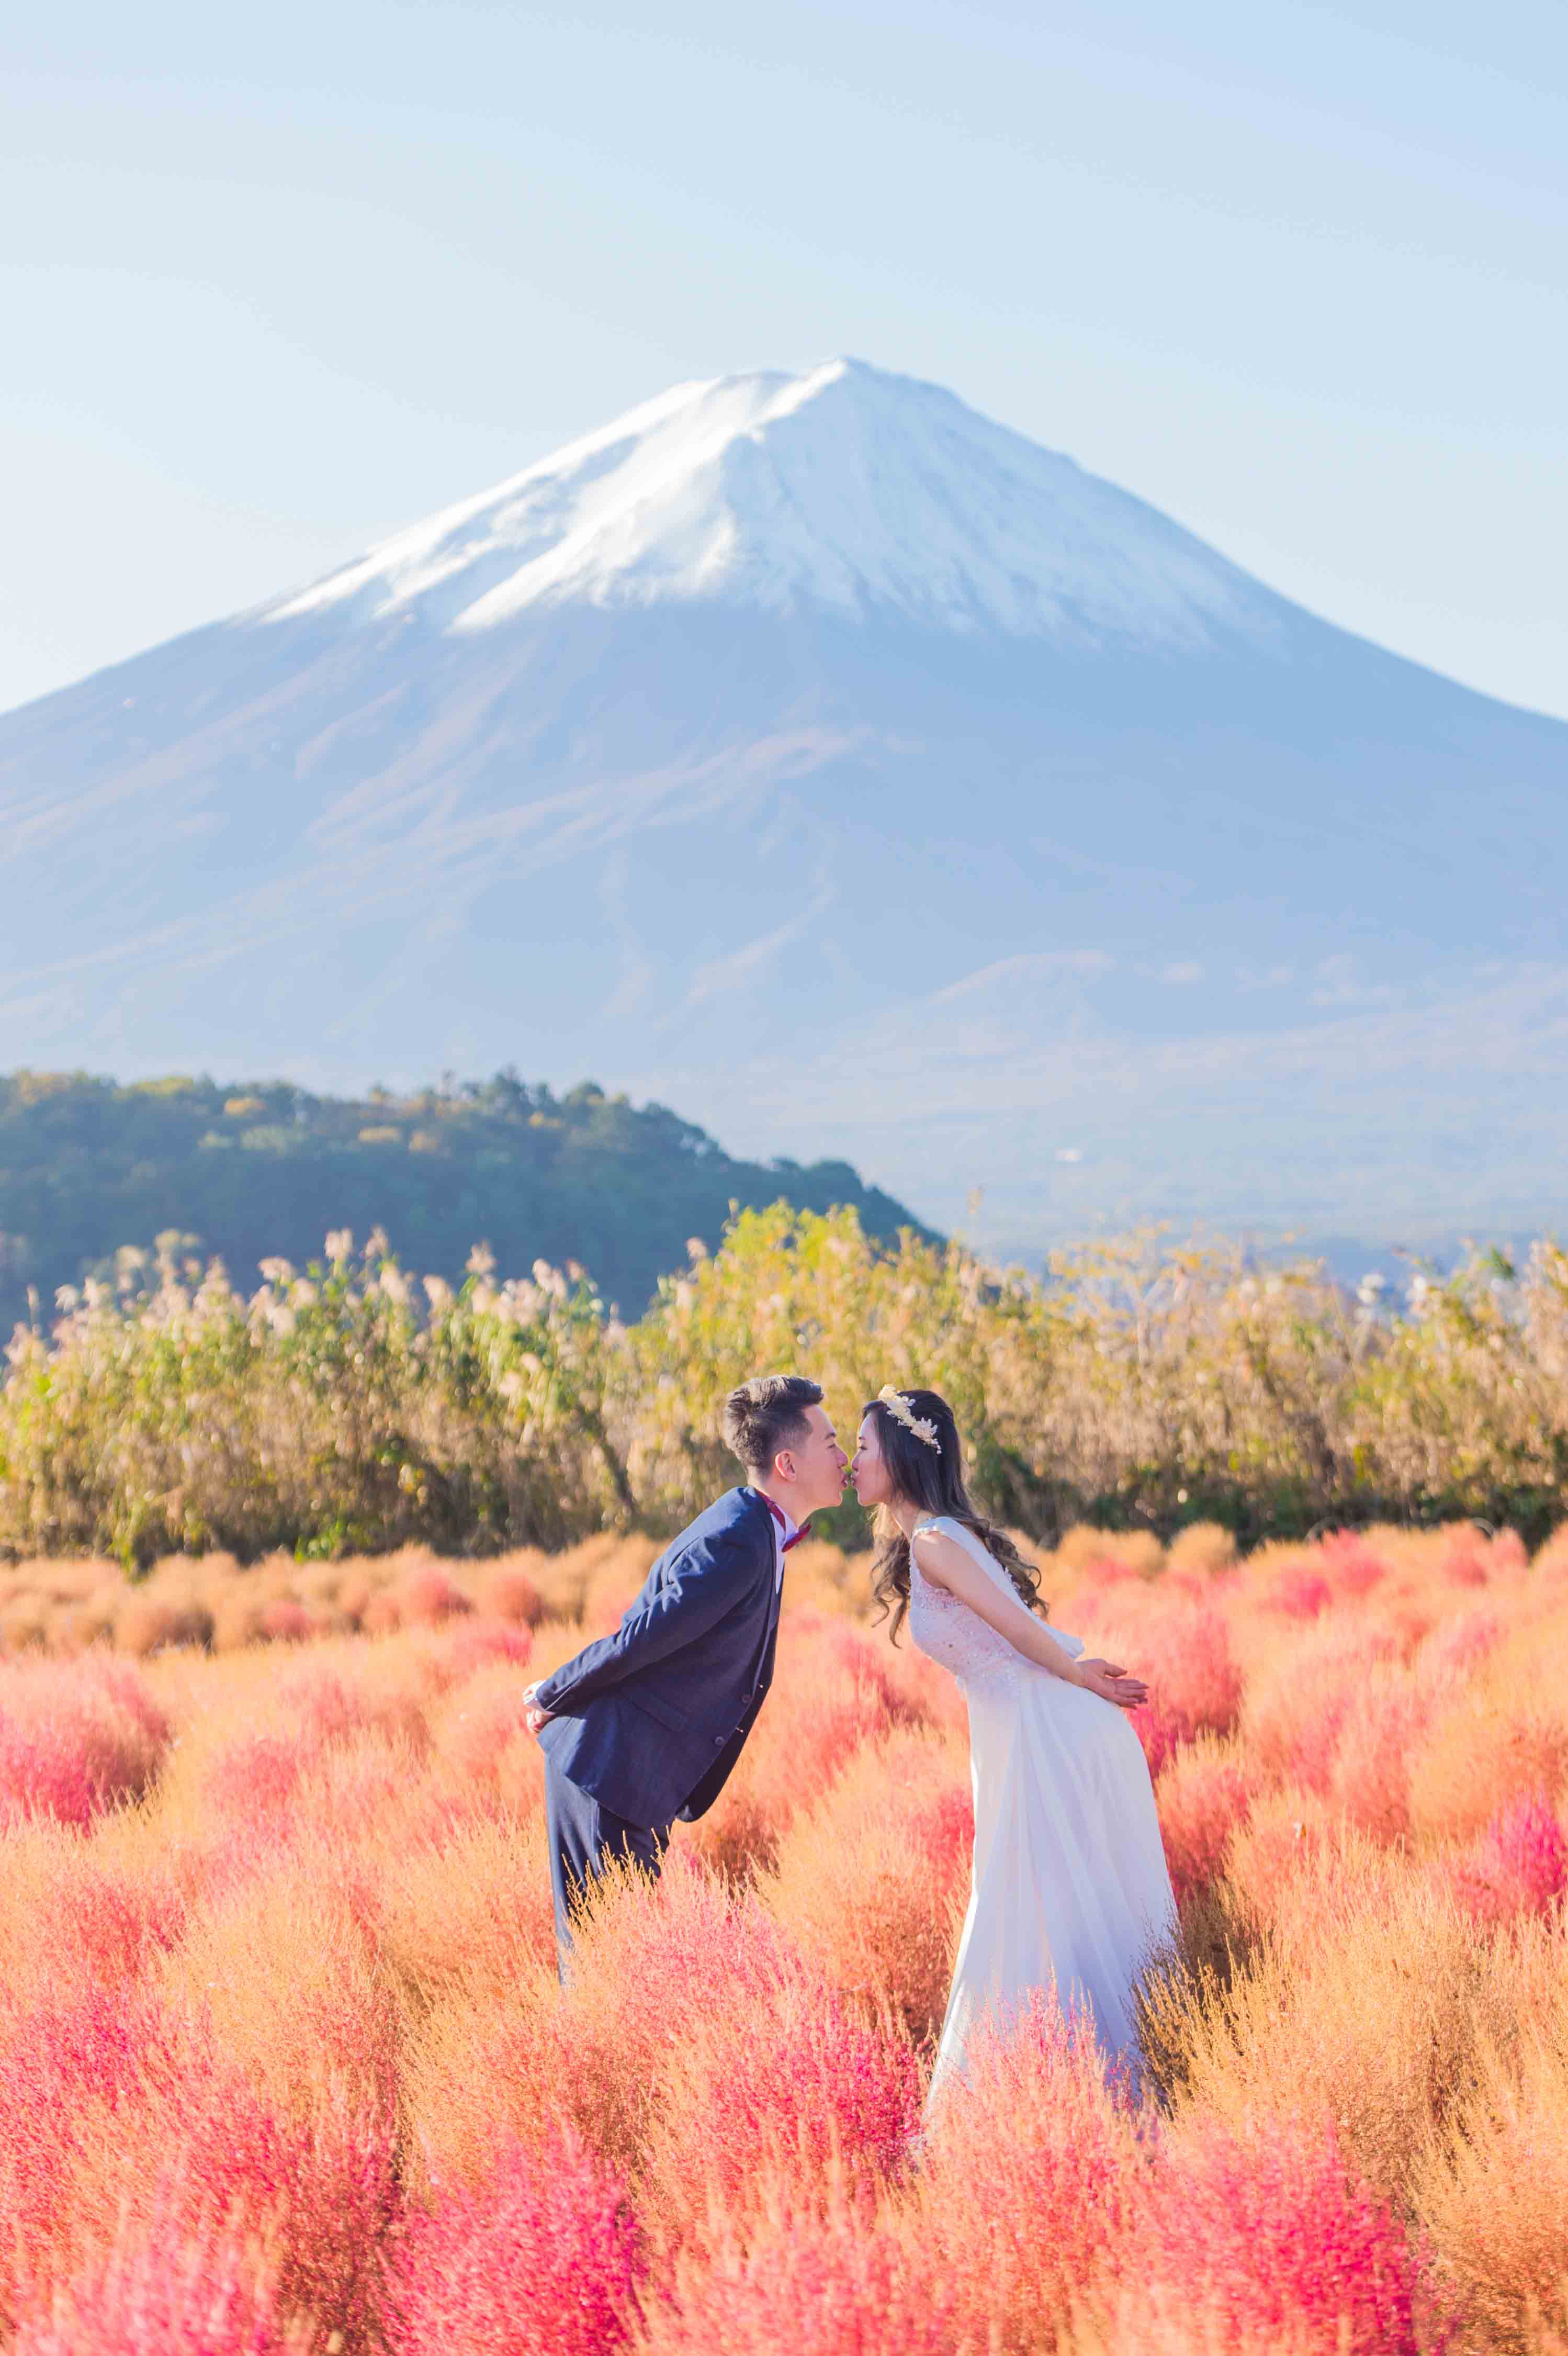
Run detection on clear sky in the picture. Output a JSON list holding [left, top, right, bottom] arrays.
[[3, 2, 1563, 720]]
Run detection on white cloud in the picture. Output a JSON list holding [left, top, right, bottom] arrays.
[[931, 949, 1114, 1004]]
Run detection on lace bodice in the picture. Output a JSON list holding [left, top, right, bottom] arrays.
[[906, 1516, 1084, 1695]]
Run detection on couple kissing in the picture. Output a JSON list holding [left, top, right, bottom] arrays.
[[523, 1372, 1175, 2105]]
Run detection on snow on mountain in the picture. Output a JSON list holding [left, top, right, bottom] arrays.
[[2, 358, 1565, 1258], [266, 359, 1274, 650]]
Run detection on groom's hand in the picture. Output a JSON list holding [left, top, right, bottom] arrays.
[[522, 1680, 554, 1735]]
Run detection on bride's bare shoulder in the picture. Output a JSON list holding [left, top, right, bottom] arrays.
[[909, 1520, 970, 1590]]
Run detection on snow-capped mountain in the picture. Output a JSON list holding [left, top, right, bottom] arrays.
[[266, 359, 1272, 650], [3, 358, 1565, 1255]]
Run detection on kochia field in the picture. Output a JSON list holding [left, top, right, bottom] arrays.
[[0, 1520, 1564, 2354]]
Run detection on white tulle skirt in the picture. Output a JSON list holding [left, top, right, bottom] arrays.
[[925, 1640, 1177, 2111]]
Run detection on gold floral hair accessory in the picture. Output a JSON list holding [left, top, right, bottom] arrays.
[[877, 1385, 942, 1452]]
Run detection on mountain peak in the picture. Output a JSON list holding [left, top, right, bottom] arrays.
[[263, 358, 1277, 651]]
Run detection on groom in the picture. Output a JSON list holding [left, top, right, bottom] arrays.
[[523, 1373, 849, 1967]]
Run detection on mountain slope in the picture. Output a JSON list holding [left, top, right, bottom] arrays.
[[2, 359, 1564, 1253]]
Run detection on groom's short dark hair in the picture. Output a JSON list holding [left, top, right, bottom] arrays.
[[722, 1374, 823, 1474]]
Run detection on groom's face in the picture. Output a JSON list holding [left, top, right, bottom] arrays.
[[774, 1404, 849, 1516]]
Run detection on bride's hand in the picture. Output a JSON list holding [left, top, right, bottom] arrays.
[[1074, 1659, 1148, 1711]]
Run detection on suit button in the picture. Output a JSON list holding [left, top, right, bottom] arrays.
[[713, 1736, 725, 1748]]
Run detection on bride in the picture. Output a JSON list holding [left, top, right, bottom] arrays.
[[851, 1385, 1176, 2105]]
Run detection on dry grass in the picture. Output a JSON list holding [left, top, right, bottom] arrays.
[[7, 1210, 1568, 1567]]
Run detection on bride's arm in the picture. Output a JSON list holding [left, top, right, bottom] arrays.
[[911, 1528, 1148, 1710]]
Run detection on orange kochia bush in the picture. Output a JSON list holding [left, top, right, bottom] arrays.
[[0, 1517, 1563, 2349]]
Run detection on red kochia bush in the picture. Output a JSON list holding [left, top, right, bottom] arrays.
[[1112, 1603, 1241, 1777], [1124, 2114, 1427, 2355], [154, 2071, 399, 2344], [385, 2128, 642, 2356], [642, 1984, 920, 2236], [639, 2194, 952, 2356], [443, 1619, 534, 1679], [507, 1857, 809, 2178], [1155, 1738, 1254, 1904], [9, 2215, 284, 2356], [0, 1982, 162, 2313], [1442, 1791, 1568, 1925], [918, 1991, 1141, 2343], [1319, 1533, 1390, 1599], [0, 1657, 170, 1826], [400, 1565, 475, 1627]]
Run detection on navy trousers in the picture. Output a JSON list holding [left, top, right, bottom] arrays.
[[545, 1757, 670, 1976]]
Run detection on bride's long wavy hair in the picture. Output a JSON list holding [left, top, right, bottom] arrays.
[[865, 1387, 1043, 1643]]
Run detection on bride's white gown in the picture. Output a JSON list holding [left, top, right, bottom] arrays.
[[908, 1515, 1176, 2104]]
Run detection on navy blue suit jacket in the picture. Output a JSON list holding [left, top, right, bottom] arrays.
[[533, 1487, 782, 1827]]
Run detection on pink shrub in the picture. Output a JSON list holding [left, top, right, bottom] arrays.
[[434, 1673, 546, 1805], [49, 1855, 185, 1987], [1385, 1599, 1438, 1657], [1125, 1605, 1243, 1777], [0, 1658, 170, 1827], [190, 2081, 397, 2341], [1441, 1791, 1568, 1926], [0, 1982, 164, 2314], [919, 1992, 1141, 2342], [82, 2041, 402, 2347], [476, 1564, 546, 1626], [1225, 1792, 1335, 1924], [1320, 1533, 1389, 1600], [1271, 1564, 1333, 1620], [444, 1618, 534, 1678], [824, 1621, 934, 1733], [644, 1988, 920, 2233], [584, 1586, 639, 1637], [681, 1621, 904, 1876], [276, 1666, 375, 1744], [401, 1565, 474, 1627], [1129, 1692, 1188, 1779], [1329, 1675, 1432, 1844], [386, 2128, 641, 2356], [762, 1730, 974, 2043], [281, 1663, 429, 1758], [201, 1733, 310, 1823], [466, 1861, 811, 2180], [1422, 1609, 1501, 1679], [1156, 1740, 1254, 1904], [1438, 1531, 1491, 1588], [256, 1598, 310, 1643], [1244, 1629, 1397, 1794], [639, 2196, 951, 2356], [1125, 2114, 1427, 2354], [10, 2213, 283, 2356]]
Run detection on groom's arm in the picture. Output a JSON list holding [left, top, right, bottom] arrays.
[[532, 1527, 766, 1716]]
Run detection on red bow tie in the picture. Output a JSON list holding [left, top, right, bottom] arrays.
[[760, 1495, 810, 1551]]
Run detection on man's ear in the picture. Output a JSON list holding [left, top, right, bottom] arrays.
[[772, 1450, 796, 1485]]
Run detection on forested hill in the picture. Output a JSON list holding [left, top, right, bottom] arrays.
[[0, 1070, 931, 1330]]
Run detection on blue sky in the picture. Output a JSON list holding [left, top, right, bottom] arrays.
[[3, 1, 1563, 718]]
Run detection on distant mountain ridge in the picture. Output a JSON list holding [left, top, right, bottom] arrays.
[[2, 358, 1564, 1254], [0, 1068, 928, 1332]]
